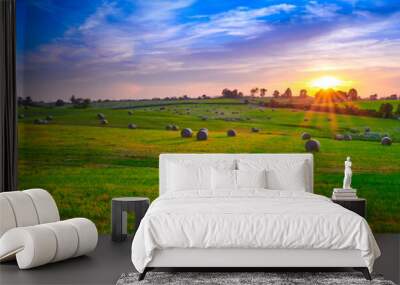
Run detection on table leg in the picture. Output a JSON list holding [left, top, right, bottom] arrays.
[[112, 201, 124, 242], [134, 201, 149, 233]]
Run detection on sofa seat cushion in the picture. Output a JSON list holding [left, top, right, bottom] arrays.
[[0, 218, 98, 269]]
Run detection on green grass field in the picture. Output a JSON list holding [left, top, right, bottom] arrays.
[[18, 99, 400, 233]]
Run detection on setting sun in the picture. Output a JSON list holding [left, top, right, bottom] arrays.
[[310, 76, 343, 89]]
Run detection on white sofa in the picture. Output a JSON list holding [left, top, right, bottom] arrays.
[[0, 189, 98, 269]]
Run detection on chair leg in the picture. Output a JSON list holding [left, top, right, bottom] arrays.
[[354, 267, 371, 280], [138, 268, 148, 281]]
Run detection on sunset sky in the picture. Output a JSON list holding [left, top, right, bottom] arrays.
[[17, 0, 400, 101]]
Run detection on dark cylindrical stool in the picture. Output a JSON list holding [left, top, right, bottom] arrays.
[[111, 197, 150, 242]]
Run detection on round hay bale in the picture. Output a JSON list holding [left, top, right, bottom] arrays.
[[18, 114, 25, 119], [343, 134, 352, 141], [227, 129, 237, 137], [335, 134, 344, 140], [34, 119, 47, 125], [251, 127, 260, 133], [97, 113, 105, 120], [381, 136, 392, 146], [166, 124, 173, 130], [46, 115, 53, 121], [181, 128, 193, 138], [100, 119, 108, 125], [365, 127, 370, 133], [305, 139, 320, 152], [303, 118, 309, 122], [201, 116, 208, 121], [128, 110, 133, 115], [128, 123, 137, 129], [301, 132, 311, 140], [196, 130, 208, 141], [172, 125, 179, 131]]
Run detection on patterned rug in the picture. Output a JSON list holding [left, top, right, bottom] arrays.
[[116, 271, 396, 285]]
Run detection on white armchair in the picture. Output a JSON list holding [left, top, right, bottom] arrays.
[[0, 189, 98, 269]]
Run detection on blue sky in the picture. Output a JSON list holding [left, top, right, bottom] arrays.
[[17, 0, 400, 101]]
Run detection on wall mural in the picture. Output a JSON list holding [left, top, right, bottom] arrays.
[[17, 0, 400, 233]]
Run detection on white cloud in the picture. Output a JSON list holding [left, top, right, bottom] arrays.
[[304, 1, 341, 19]]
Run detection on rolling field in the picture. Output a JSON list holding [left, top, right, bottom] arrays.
[[18, 99, 400, 233]]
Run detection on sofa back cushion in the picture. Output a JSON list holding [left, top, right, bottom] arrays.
[[0, 189, 60, 238]]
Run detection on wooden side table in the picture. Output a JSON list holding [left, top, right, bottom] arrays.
[[111, 197, 150, 242], [332, 198, 366, 218]]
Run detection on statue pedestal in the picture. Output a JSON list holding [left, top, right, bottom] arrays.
[[333, 188, 357, 192], [332, 188, 357, 200]]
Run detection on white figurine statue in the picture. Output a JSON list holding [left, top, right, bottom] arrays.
[[343, 156, 352, 189]]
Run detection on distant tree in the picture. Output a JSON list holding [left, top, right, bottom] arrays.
[[250, 87, 259, 97], [259, 88, 267, 97], [299, 89, 308, 98], [202, 94, 207, 99], [70, 96, 91, 108], [282, 88, 292, 98], [388, 94, 398, 100], [379, 103, 394, 118], [348, 88, 358, 101], [182, 94, 189, 100], [22, 96, 33, 106], [221, 88, 244, 99], [55, 99, 65, 106], [272, 90, 280, 98], [369, 94, 378, 101]]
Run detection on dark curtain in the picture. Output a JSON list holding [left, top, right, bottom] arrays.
[[0, 0, 17, 192]]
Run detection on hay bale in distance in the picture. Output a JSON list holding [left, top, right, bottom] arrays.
[[172, 125, 179, 131], [97, 113, 105, 120], [305, 139, 320, 152], [196, 129, 208, 141], [251, 127, 260, 133], [343, 134, 352, 141], [100, 119, 108, 125], [128, 110, 133, 115], [381, 136, 392, 146], [34, 119, 48, 125], [227, 129, 237, 137], [301, 132, 311, 140], [181, 128, 193, 138], [335, 134, 344, 141], [46, 115, 53, 121], [166, 124, 173, 130], [18, 114, 24, 119], [128, 123, 137, 129]]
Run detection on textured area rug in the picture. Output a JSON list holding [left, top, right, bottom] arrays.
[[116, 272, 395, 285]]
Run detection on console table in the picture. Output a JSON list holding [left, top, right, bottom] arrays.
[[111, 197, 150, 242]]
